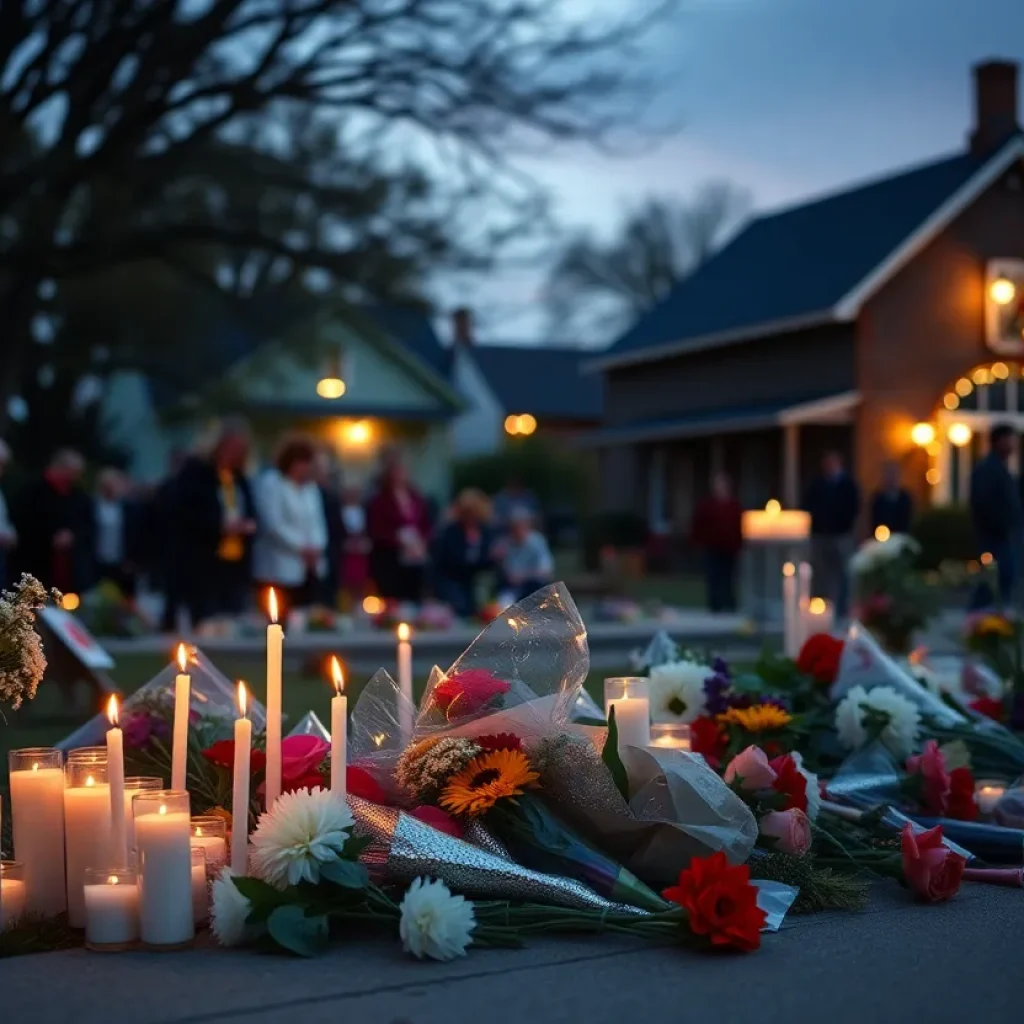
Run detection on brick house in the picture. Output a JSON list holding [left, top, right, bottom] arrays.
[[586, 60, 1024, 537]]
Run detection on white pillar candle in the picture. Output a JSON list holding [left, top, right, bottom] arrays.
[[106, 697, 127, 869], [191, 847, 208, 925], [64, 757, 112, 929], [1, 870, 27, 930], [172, 644, 191, 793], [397, 622, 414, 738], [134, 792, 194, 947], [805, 597, 835, 638], [122, 778, 162, 863], [604, 677, 651, 752], [8, 748, 66, 917], [782, 562, 799, 657], [265, 590, 284, 810], [231, 683, 253, 876], [329, 656, 347, 798], [83, 868, 139, 949], [190, 832, 227, 874], [796, 561, 812, 649]]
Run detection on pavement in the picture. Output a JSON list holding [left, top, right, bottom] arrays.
[[1, 881, 1018, 1024]]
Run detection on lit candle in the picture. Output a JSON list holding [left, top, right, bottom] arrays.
[[190, 818, 228, 877], [329, 656, 347, 798], [265, 589, 284, 810], [64, 754, 112, 928], [134, 791, 194, 947], [122, 778, 162, 862], [8, 747, 66, 916], [0, 861, 27, 930], [782, 562, 799, 657], [172, 643, 191, 793], [741, 502, 811, 542], [650, 723, 692, 750], [975, 780, 1006, 815], [106, 696, 127, 868], [804, 597, 835, 638], [83, 868, 139, 949], [603, 677, 651, 752], [191, 846, 208, 926], [796, 561, 813, 648], [231, 682, 252, 876], [397, 622, 414, 738]]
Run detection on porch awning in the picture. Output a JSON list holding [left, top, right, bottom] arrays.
[[579, 390, 860, 447]]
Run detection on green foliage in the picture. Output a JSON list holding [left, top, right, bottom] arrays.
[[267, 905, 330, 957], [752, 853, 870, 914], [0, 914, 82, 959], [912, 505, 977, 570], [601, 705, 630, 800]]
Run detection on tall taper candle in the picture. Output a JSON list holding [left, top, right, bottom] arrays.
[[106, 696, 127, 868], [329, 656, 347, 798], [172, 643, 191, 792], [397, 622, 414, 738], [231, 683, 252, 876], [265, 589, 284, 810], [782, 562, 799, 658]]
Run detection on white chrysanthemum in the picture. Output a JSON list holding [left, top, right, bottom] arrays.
[[834, 685, 921, 757], [210, 867, 254, 948], [648, 660, 709, 723], [399, 877, 476, 962], [250, 787, 354, 888], [791, 751, 821, 822], [849, 534, 920, 575]]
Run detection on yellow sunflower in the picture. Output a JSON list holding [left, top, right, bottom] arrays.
[[439, 749, 539, 817], [717, 704, 792, 733], [977, 615, 1015, 638]]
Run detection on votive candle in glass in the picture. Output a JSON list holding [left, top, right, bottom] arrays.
[[123, 777, 163, 861], [191, 846, 208, 926], [8, 747, 66, 917], [190, 816, 228, 879], [83, 867, 139, 951], [65, 749, 112, 928], [975, 779, 1007, 815], [604, 677, 651, 752], [134, 790, 194, 948], [1, 860, 27, 931], [650, 722, 692, 751]]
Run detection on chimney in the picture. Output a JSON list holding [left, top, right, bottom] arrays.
[[452, 307, 474, 347], [969, 59, 1020, 155]]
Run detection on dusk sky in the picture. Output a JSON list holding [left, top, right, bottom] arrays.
[[462, 0, 1024, 345]]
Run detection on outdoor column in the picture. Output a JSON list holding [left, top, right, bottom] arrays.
[[783, 422, 800, 507]]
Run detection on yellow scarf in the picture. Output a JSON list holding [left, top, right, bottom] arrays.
[[217, 469, 244, 562]]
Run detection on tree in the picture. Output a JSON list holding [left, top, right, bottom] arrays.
[[544, 179, 750, 344], [0, 0, 673, 428]]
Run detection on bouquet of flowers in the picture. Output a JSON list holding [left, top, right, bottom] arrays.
[[74, 580, 150, 638], [0, 574, 58, 712]]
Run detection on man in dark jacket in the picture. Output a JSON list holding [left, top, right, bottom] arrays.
[[870, 462, 913, 536], [690, 472, 743, 612], [970, 423, 1022, 609], [803, 451, 860, 619]]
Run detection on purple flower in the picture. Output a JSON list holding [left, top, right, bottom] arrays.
[[712, 656, 732, 678], [121, 710, 169, 749], [703, 672, 732, 716]]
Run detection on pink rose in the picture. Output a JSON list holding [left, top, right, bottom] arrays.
[[905, 740, 951, 816], [280, 735, 330, 793], [900, 824, 965, 902], [759, 808, 812, 856], [724, 745, 778, 791]]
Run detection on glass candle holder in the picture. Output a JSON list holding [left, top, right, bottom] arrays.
[[84, 867, 139, 951], [975, 779, 1007, 815], [191, 846, 208, 927], [1, 860, 27, 931], [123, 778, 163, 864], [190, 816, 228, 879], [603, 677, 651, 750], [650, 722, 692, 751], [65, 750, 112, 929], [8, 747, 66, 917], [134, 791, 194, 948]]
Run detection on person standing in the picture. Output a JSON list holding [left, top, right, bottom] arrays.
[[690, 472, 743, 613], [253, 434, 329, 619], [803, 451, 860, 619], [970, 424, 1022, 609], [313, 448, 343, 607], [433, 489, 495, 617], [0, 440, 16, 588], [869, 461, 913, 536], [93, 468, 143, 598], [176, 418, 257, 624]]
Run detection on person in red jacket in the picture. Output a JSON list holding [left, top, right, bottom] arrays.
[[690, 473, 743, 613]]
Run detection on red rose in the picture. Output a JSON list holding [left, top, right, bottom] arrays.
[[203, 740, 266, 775], [900, 824, 965, 902], [662, 851, 766, 952], [281, 735, 330, 794], [689, 716, 727, 769], [947, 766, 979, 821], [768, 754, 809, 813], [969, 696, 1005, 722], [409, 805, 464, 839], [796, 633, 844, 685], [475, 732, 523, 753], [347, 765, 388, 803], [905, 740, 951, 816], [432, 669, 510, 717]]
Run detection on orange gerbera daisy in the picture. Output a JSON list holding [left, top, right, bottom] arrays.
[[439, 748, 539, 817], [717, 704, 792, 733]]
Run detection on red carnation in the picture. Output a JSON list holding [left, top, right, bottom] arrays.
[[346, 765, 388, 804], [475, 732, 523, 753], [689, 716, 727, 770], [768, 754, 808, 813], [663, 851, 766, 952], [203, 740, 267, 775], [432, 669, 510, 717], [969, 696, 1005, 722], [796, 633, 844, 685], [947, 766, 979, 821]]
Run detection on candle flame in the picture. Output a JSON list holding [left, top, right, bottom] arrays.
[[196, 827, 203, 836], [107, 694, 119, 726], [808, 597, 827, 615], [237, 681, 248, 718], [765, 499, 782, 515], [397, 622, 410, 642], [107, 875, 119, 886], [32, 762, 39, 772], [268, 588, 279, 624], [176, 643, 188, 672], [330, 656, 344, 694], [783, 562, 795, 577], [86, 775, 95, 787], [159, 804, 167, 816]]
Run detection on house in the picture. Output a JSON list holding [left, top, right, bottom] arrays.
[[585, 60, 1024, 536], [449, 309, 604, 456]]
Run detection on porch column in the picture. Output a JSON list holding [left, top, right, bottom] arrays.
[[783, 422, 800, 508]]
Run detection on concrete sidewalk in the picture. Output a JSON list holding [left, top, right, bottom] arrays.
[[1, 882, 1018, 1024]]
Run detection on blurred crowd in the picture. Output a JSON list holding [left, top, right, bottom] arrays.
[[0, 420, 554, 629]]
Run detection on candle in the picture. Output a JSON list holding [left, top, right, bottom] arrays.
[[1, 861, 27, 930], [64, 753, 112, 929], [804, 597, 835, 638], [397, 622, 414, 738], [265, 589, 284, 810], [190, 817, 228, 877], [122, 777, 162, 862], [106, 696, 127, 868], [329, 656, 347, 797], [83, 867, 139, 949], [191, 847, 208, 926], [796, 562, 813, 648], [782, 562, 799, 657], [231, 682, 253, 876], [975, 780, 1006, 815], [8, 747, 66, 916], [650, 723, 692, 750], [603, 677, 651, 752], [134, 791, 194, 947], [172, 643, 191, 793], [741, 502, 811, 542]]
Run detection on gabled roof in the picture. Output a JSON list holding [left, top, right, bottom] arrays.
[[359, 305, 451, 380], [590, 136, 1024, 372], [470, 344, 603, 420]]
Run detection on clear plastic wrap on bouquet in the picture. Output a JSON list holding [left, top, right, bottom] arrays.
[[287, 710, 331, 741], [56, 646, 267, 752]]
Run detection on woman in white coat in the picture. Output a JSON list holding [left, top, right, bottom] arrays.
[[254, 434, 328, 617]]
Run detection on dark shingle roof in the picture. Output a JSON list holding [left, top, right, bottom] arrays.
[[360, 305, 451, 379], [606, 150, 990, 361], [471, 345, 603, 420]]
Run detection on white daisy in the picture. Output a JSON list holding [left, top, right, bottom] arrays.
[[210, 866, 255, 948], [791, 751, 821, 822], [399, 877, 476, 962], [250, 787, 355, 889], [648, 660, 709, 724], [834, 685, 921, 758]]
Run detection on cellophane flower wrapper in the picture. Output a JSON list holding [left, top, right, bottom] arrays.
[[288, 710, 331, 741], [56, 645, 266, 752], [906, 816, 1024, 864]]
